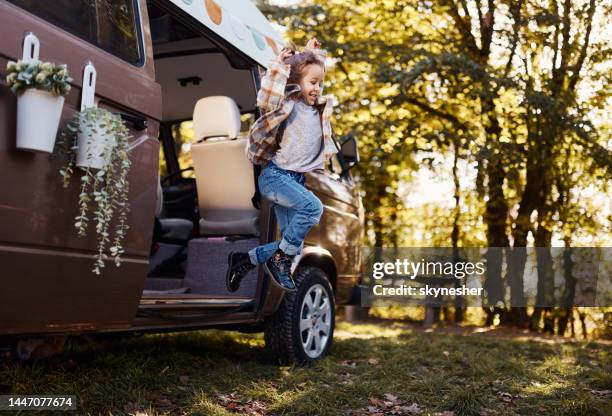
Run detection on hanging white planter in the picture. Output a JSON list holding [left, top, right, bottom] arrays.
[[75, 62, 115, 170], [75, 114, 116, 170], [58, 66, 133, 274], [11, 33, 69, 153], [16, 88, 65, 153]]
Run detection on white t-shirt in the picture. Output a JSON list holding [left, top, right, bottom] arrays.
[[272, 99, 325, 172]]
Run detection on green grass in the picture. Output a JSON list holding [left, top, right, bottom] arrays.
[[1, 320, 610, 415]]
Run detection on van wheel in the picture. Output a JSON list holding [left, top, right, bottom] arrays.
[[264, 266, 335, 365]]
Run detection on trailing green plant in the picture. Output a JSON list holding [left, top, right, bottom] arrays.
[[58, 106, 132, 274], [5, 59, 72, 96]]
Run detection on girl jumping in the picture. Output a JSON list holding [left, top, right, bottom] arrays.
[[226, 38, 339, 292]]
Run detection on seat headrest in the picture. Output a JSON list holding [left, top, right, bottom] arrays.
[[193, 96, 241, 141]]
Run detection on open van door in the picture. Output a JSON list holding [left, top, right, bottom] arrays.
[[0, 0, 161, 335]]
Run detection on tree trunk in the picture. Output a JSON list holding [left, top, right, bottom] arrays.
[[452, 137, 465, 322], [481, 97, 510, 326], [530, 192, 555, 332]]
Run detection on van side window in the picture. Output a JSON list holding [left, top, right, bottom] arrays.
[[160, 113, 255, 180], [7, 0, 143, 65]]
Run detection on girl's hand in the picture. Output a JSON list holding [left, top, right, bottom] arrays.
[[305, 37, 322, 49], [276, 48, 294, 64]]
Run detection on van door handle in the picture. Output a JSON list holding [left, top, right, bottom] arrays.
[[115, 112, 148, 131]]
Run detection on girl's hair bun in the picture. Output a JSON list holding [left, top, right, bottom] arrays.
[[284, 40, 298, 52], [286, 51, 325, 85]]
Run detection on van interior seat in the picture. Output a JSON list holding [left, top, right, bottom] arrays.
[[191, 96, 259, 236], [155, 180, 193, 242]]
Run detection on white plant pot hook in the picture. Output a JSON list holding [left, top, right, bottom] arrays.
[[80, 62, 96, 112], [22, 32, 40, 63]]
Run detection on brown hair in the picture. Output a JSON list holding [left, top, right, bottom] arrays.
[[284, 51, 325, 85], [284, 40, 298, 53]]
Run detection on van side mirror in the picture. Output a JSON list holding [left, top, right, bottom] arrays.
[[338, 133, 359, 174]]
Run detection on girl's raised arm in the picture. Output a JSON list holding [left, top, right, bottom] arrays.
[[303, 38, 327, 65], [256, 48, 293, 112]]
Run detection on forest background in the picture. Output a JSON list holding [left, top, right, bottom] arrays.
[[257, 0, 611, 336]]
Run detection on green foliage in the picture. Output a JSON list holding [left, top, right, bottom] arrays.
[[5, 60, 72, 96], [58, 107, 132, 275], [260, 0, 611, 249]]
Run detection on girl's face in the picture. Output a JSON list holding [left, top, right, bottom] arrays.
[[299, 63, 325, 105]]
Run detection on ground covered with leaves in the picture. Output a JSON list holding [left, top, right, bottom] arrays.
[[1, 320, 610, 415]]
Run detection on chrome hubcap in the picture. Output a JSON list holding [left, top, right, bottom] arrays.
[[299, 283, 332, 358]]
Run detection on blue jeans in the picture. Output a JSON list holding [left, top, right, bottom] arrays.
[[248, 161, 324, 265]]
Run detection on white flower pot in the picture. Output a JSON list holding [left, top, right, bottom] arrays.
[[16, 89, 64, 153], [76, 116, 115, 170]]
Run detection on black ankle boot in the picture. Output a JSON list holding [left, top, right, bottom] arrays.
[[264, 249, 296, 292], [226, 252, 256, 292]]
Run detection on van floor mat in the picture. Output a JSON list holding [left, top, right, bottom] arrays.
[[149, 243, 185, 273], [144, 277, 188, 291], [185, 237, 259, 297], [149, 250, 188, 277]]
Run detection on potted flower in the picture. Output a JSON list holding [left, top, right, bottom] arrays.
[[6, 59, 72, 153], [58, 107, 132, 274]]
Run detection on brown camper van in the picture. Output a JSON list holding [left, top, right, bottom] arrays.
[[0, 0, 364, 364]]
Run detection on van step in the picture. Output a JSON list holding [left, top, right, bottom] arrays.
[[139, 294, 253, 309], [142, 287, 190, 295]]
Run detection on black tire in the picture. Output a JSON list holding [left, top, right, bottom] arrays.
[[264, 266, 335, 365]]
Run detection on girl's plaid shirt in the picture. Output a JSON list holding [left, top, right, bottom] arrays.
[[246, 56, 339, 166]]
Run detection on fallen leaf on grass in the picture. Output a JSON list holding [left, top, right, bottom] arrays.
[[342, 359, 358, 368], [384, 393, 399, 403], [150, 393, 180, 412], [368, 358, 380, 366], [442, 351, 450, 358], [214, 391, 268, 415], [215, 392, 239, 404], [586, 388, 612, 399], [360, 395, 423, 415], [369, 397, 384, 407], [401, 403, 423, 414], [498, 392, 514, 403]]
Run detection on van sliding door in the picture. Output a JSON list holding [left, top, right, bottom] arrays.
[[0, 0, 161, 335]]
